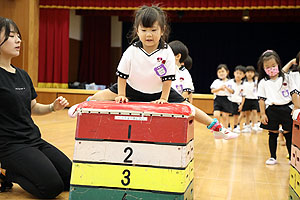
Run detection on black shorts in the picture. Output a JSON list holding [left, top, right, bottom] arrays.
[[213, 96, 233, 113], [231, 102, 240, 115], [242, 98, 259, 111], [260, 104, 293, 132], [109, 83, 185, 103]]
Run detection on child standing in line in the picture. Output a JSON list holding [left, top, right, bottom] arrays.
[[228, 65, 246, 133], [85, 5, 238, 140], [240, 66, 261, 132], [168, 40, 194, 103], [210, 64, 234, 129], [257, 50, 300, 165]]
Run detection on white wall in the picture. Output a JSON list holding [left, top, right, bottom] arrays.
[[69, 13, 122, 47], [111, 16, 122, 47], [69, 10, 82, 41]]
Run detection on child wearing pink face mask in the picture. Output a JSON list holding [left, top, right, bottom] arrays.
[[257, 50, 300, 165]]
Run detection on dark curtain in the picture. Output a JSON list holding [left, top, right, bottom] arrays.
[[122, 22, 300, 94], [78, 16, 111, 85]]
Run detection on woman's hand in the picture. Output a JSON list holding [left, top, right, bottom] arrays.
[[52, 96, 69, 111], [115, 95, 128, 103], [151, 98, 168, 104]]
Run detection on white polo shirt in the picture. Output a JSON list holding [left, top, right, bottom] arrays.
[[117, 41, 176, 94], [257, 74, 298, 108], [289, 71, 300, 91], [210, 79, 233, 97], [228, 79, 244, 104], [172, 66, 194, 94], [242, 79, 258, 99]]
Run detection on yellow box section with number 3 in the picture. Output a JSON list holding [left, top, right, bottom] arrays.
[[70, 160, 194, 193]]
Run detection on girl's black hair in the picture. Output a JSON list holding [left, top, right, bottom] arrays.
[[234, 65, 246, 73], [168, 40, 189, 63], [0, 17, 21, 46], [257, 50, 283, 82], [217, 64, 228, 71], [245, 65, 256, 81], [128, 5, 170, 44], [246, 65, 256, 73], [217, 64, 230, 79], [184, 55, 193, 70], [291, 51, 300, 72]]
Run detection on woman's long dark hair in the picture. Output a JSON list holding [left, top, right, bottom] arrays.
[[0, 17, 21, 47]]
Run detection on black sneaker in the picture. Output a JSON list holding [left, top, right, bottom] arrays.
[[0, 168, 13, 193]]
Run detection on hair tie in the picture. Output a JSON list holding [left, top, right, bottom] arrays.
[[262, 50, 273, 55]]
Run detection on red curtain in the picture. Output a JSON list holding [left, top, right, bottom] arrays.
[[39, 0, 300, 9], [78, 16, 111, 85], [38, 8, 69, 88]]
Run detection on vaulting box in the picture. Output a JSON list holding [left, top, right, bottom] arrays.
[[289, 186, 300, 200], [292, 120, 300, 149], [69, 181, 194, 200], [290, 165, 300, 197], [291, 145, 300, 172], [69, 101, 195, 200], [72, 140, 194, 168], [74, 101, 194, 144], [70, 160, 194, 193]]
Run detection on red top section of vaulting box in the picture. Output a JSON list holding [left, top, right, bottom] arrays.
[[76, 101, 193, 116], [75, 101, 194, 144]]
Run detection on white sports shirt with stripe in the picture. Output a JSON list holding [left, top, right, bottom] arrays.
[[172, 65, 194, 94], [228, 79, 244, 104], [242, 79, 258, 99], [116, 41, 176, 94], [257, 73, 298, 108], [210, 79, 233, 97], [289, 71, 300, 91]]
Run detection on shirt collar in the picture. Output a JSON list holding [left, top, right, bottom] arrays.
[[133, 40, 167, 49]]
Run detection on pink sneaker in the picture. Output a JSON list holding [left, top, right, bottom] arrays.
[[208, 119, 238, 140], [210, 123, 224, 139], [214, 128, 239, 140]]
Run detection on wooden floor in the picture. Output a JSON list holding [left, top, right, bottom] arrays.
[[1, 110, 290, 200]]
